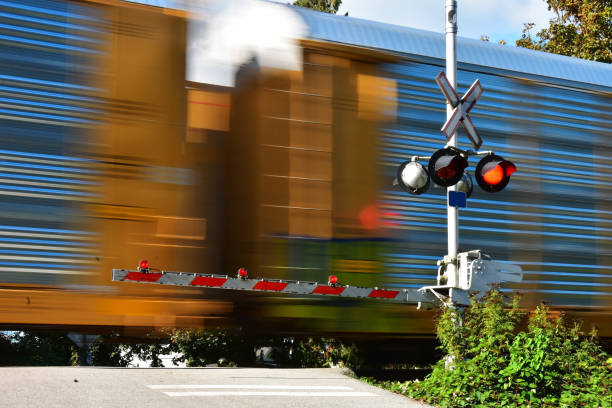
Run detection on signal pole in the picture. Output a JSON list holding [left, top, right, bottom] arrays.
[[445, 0, 459, 279]]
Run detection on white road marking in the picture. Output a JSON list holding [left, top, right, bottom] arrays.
[[163, 391, 378, 397], [148, 385, 352, 390]]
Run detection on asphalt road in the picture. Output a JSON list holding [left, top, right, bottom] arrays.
[[0, 367, 434, 408]]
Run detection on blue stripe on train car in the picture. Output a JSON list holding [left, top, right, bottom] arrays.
[[0, 0, 101, 283]]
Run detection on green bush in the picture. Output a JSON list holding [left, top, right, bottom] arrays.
[[375, 290, 611, 408], [290, 338, 362, 369]]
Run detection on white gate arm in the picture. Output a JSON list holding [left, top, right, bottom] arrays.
[[112, 250, 522, 308]]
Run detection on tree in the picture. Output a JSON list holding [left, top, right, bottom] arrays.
[[169, 328, 256, 367], [0, 331, 77, 366], [88, 334, 132, 367], [293, 0, 342, 14], [516, 0, 612, 63]]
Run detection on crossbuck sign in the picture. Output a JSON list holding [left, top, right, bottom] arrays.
[[435, 71, 483, 150]]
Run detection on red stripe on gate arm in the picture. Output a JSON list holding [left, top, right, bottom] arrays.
[[253, 281, 288, 291], [190, 277, 228, 287], [369, 289, 400, 299], [313, 285, 345, 295], [123, 272, 163, 282]]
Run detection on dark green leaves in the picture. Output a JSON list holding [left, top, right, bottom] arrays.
[[292, 0, 342, 14], [517, 0, 612, 63]]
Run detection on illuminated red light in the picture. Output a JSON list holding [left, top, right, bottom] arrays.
[[483, 164, 504, 184], [138, 259, 149, 271], [238, 267, 248, 278], [328, 275, 339, 285], [475, 154, 516, 193], [503, 161, 517, 176]]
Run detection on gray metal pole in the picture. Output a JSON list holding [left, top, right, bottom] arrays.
[[445, 0, 459, 283]]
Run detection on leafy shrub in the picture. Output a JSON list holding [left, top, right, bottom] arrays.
[[376, 290, 611, 408], [290, 338, 362, 369]]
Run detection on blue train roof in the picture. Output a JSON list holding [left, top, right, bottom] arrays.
[[286, 5, 612, 90]]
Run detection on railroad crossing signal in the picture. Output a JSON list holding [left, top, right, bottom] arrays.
[[395, 150, 515, 196], [396, 72, 516, 197], [435, 71, 483, 150], [475, 154, 517, 192]]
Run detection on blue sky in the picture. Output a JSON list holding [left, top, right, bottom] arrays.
[[333, 0, 555, 45], [126, 0, 556, 45]]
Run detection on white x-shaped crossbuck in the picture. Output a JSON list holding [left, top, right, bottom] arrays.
[[435, 71, 483, 150]]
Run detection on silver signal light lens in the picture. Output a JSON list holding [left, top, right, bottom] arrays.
[[456, 172, 473, 198], [396, 160, 430, 195]]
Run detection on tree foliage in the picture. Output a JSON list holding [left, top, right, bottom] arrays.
[[516, 0, 612, 63], [168, 328, 255, 367], [88, 334, 131, 367], [1, 329, 362, 369], [0, 331, 77, 366], [293, 0, 342, 14]]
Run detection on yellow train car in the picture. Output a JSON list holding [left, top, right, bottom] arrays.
[[0, 0, 231, 331]]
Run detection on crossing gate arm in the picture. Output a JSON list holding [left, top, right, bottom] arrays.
[[111, 269, 437, 305], [112, 250, 522, 308]]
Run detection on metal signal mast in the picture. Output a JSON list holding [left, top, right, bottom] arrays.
[[394, 1, 518, 305]]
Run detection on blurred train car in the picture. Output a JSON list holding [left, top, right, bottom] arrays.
[[220, 3, 612, 337], [0, 0, 232, 332], [0, 0, 610, 345]]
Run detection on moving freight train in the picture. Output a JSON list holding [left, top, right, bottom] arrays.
[[0, 0, 610, 338]]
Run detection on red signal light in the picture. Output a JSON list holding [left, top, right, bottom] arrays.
[[502, 161, 517, 177], [328, 275, 339, 286], [475, 154, 516, 193], [436, 156, 462, 179], [428, 148, 468, 187], [138, 259, 149, 272], [238, 267, 248, 279], [483, 164, 504, 184]]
